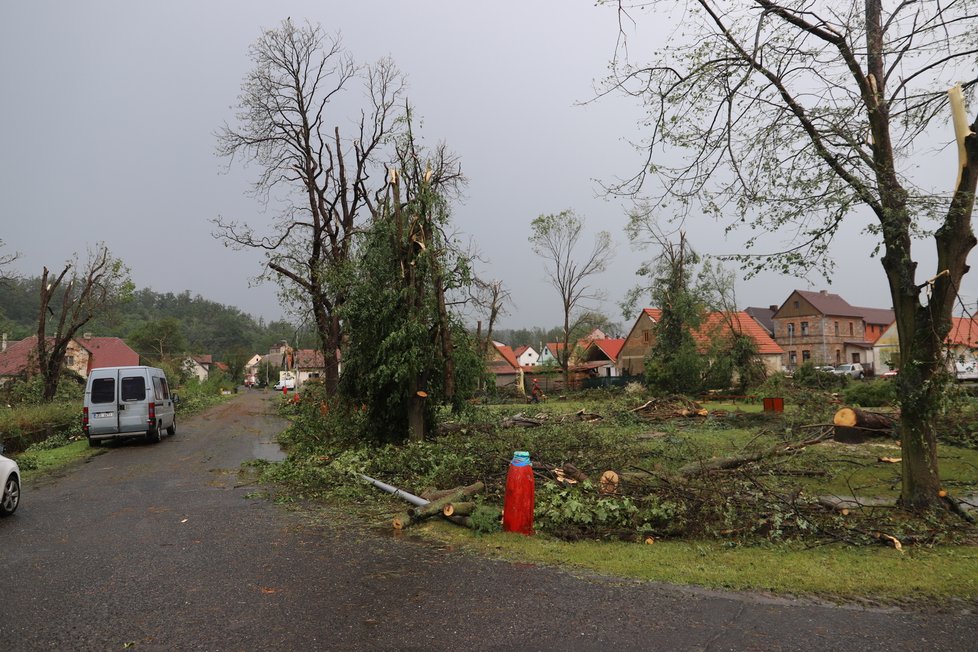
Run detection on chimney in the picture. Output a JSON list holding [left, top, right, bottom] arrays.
[[83, 332, 92, 340], [768, 305, 777, 311], [1, 333, 6, 353], [820, 290, 828, 295]]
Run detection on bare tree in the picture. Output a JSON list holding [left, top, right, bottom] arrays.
[[214, 19, 405, 394], [471, 278, 512, 357], [606, 0, 978, 509], [530, 210, 614, 387], [36, 245, 131, 400], [0, 240, 18, 281]]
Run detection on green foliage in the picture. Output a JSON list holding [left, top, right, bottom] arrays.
[[792, 362, 849, 390], [842, 380, 896, 408], [339, 171, 483, 443], [127, 317, 187, 361], [468, 503, 502, 534]]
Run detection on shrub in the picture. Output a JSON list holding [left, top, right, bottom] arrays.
[[842, 380, 896, 407]]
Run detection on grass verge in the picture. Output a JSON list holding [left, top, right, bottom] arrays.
[[16, 439, 106, 481], [420, 520, 978, 604]]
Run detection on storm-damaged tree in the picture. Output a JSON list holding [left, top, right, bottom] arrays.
[[529, 210, 614, 388], [340, 124, 482, 442], [471, 277, 512, 358], [0, 240, 18, 282], [35, 245, 131, 400], [215, 19, 405, 395], [606, 0, 978, 509], [638, 230, 707, 393]]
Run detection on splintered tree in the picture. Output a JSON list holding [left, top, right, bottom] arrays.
[[607, 0, 978, 510], [35, 245, 131, 400], [340, 124, 480, 442], [215, 19, 405, 395], [530, 210, 614, 387]]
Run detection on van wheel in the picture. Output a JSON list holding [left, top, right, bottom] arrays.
[[167, 418, 176, 437], [146, 428, 162, 444], [88, 437, 101, 448]]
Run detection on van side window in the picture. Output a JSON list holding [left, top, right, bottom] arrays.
[[91, 378, 115, 404], [160, 377, 170, 399], [153, 377, 164, 401], [121, 376, 147, 402]]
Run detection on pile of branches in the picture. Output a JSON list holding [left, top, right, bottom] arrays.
[[528, 427, 978, 547], [630, 396, 709, 420]]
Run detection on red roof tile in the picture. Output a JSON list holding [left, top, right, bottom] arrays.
[[77, 337, 139, 370], [948, 318, 978, 348], [492, 342, 520, 371], [0, 337, 39, 376], [591, 338, 625, 361]]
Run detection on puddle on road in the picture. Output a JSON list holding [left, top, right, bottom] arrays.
[[253, 440, 287, 462]]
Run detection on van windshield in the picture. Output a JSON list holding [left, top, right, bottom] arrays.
[[121, 376, 146, 402], [91, 378, 115, 404]]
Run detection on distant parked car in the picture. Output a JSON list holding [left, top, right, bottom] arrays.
[[0, 445, 21, 517], [833, 363, 865, 379], [814, 365, 836, 373]]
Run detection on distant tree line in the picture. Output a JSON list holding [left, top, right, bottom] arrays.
[[0, 278, 313, 362]]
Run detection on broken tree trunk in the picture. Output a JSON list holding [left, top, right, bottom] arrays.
[[677, 430, 833, 477], [833, 407, 896, 443]]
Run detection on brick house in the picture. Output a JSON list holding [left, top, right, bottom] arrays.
[[617, 309, 783, 377], [772, 290, 893, 372], [0, 334, 138, 381]]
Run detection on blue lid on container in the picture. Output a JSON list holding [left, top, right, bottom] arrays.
[[511, 451, 531, 466]]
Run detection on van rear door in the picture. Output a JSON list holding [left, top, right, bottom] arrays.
[[118, 372, 151, 433], [88, 373, 119, 435]]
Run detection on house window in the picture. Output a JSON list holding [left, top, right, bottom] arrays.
[[788, 351, 797, 366], [793, 300, 800, 308], [801, 322, 809, 336], [65, 355, 75, 367], [643, 330, 650, 344], [849, 322, 854, 336], [802, 350, 811, 361], [835, 350, 841, 364], [787, 323, 795, 337], [852, 353, 860, 363], [834, 322, 839, 336]]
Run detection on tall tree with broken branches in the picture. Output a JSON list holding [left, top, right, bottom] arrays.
[[606, 1, 978, 510], [530, 210, 614, 387], [340, 120, 481, 442], [215, 19, 405, 394], [35, 245, 131, 400]]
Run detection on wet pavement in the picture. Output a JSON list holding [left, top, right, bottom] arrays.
[[1, 391, 976, 651]]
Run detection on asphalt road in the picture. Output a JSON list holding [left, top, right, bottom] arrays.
[[1, 391, 976, 651]]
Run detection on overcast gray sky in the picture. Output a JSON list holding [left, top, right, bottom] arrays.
[[2, 1, 973, 333]]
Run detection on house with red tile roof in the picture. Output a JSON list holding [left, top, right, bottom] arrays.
[[0, 334, 138, 381], [772, 289, 894, 372], [617, 309, 783, 377], [489, 341, 523, 389], [512, 345, 540, 367], [874, 316, 978, 378], [577, 338, 626, 377]]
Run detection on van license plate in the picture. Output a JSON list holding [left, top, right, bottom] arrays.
[[94, 411, 114, 418]]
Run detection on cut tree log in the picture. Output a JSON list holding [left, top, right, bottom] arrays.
[[442, 501, 476, 517], [409, 482, 485, 520], [502, 413, 544, 428], [833, 407, 896, 443]]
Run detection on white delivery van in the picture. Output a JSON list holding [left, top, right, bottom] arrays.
[[83, 366, 178, 446]]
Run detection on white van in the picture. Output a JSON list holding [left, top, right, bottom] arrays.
[[83, 366, 178, 446]]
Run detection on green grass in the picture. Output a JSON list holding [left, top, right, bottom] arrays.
[[16, 439, 105, 480], [425, 524, 978, 602]]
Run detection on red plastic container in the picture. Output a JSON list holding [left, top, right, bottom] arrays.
[[502, 451, 534, 535]]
